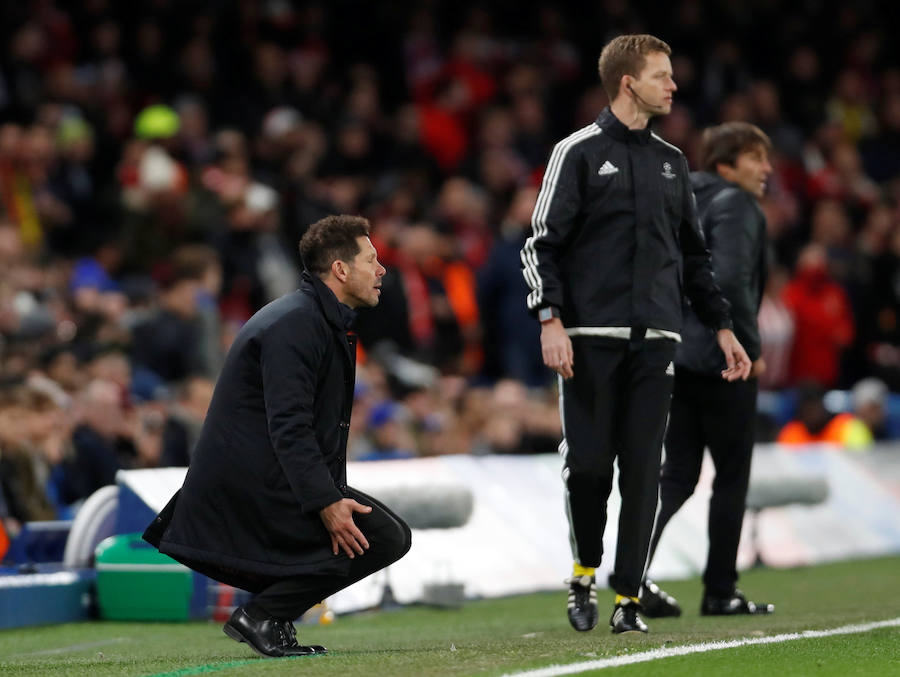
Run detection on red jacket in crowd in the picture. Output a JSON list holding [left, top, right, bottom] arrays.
[[782, 262, 854, 387]]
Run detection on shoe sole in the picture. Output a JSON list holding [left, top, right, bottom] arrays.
[[568, 618, 599, 632], [568, 614, 598, 632], [611, 628, 647, 635]]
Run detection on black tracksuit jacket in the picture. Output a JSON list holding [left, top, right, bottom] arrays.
[[521, 107, 732, 336], [676, 171, 767, 374]]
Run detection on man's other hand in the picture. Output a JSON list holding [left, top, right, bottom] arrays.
[[319, 498, 372, 558], [540, 318, 574, 379], [716, 329, 751, 382]]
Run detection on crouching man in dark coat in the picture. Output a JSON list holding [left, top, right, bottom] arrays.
[[144, 215, 411, 657]]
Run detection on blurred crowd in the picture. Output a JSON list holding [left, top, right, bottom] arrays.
[[1, 0, 899, 530]]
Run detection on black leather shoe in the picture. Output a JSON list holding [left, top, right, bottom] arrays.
[[223, 607, 317, 657], [281, 620, 328, 655], [701, 589, 774, 616], [610, 598, 648, 634], [639, 578, 682, 618]]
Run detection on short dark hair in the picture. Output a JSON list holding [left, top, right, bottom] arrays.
[[299, 215, 371, 276], [158, 244, 220, 290], [700, 122, 772, 172], [597, 34, 671, 100], [171, 244, 220, 277]]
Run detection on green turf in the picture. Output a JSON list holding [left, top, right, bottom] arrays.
[[1, 556, 898, 676], [595, 629, 900, 677]]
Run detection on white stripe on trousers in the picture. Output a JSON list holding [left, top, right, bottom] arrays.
[[557, 372, 581, 564]]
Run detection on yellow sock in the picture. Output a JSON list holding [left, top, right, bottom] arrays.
[[615, 594, 640, 605], [572, 563, 595, 578]]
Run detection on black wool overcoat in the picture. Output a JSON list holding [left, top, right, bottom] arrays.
[[144, 272, 357, 589]]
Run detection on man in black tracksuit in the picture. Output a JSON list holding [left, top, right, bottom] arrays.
[[640, 123, 775, 618], [521, 35, 751, 635]]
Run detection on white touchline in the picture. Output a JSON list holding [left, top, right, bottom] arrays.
[[503, 617, 900, 677], [6, 637, 131, 658]]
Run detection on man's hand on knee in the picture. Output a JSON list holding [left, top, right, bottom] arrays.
[[319, 499, 372, 558]]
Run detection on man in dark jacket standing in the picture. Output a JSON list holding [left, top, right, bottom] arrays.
[[521, 34, 751, 635], [144, 215, 411, 657], [640, 123, 775, 618]]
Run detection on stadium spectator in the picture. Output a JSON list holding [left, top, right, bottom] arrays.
[[860, 90, 900, 183], [0, 386, 66, 523], [476, 186, 546, 386], [850, 377, 890, 442], [826, 69, 877, 144], [782, 243, 855, 388], [748, 80, 804, 161], [757, 265, 795, 391], [389, 222, 481, 374], [159, 376, 215, 468], [168, 244, 226, 378], [399, 375, 471, 457], [858, 218, 900, 390], [358, 401, 417, 462], [777, 382, 873, 450], [130, 259, 206, 385], [57, 379, 131, 505], [470, 379, 560, 455]]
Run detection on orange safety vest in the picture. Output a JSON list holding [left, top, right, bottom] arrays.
[[776, 413, 871, 449]]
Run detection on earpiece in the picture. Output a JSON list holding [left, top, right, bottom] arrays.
[[627, 82, 664, 111]]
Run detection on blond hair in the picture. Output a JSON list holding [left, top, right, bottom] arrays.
[[598, 34, 671, 100]]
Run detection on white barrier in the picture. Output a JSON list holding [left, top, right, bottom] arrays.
[[114, 444, 900, 615], [334, 445, 900, 613]]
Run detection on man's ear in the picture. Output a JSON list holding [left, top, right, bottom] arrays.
[[619, 75, 632, 100], [716, 161, 737, 181], [331, 259, 349, 282]]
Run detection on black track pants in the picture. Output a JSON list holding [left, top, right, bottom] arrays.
[[560, 338, 676, 597], [646, 368, 757, 597]]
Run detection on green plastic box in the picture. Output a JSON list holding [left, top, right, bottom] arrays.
[[94, 533, 192, 621]]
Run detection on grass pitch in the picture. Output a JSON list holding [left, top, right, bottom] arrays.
[[1, 555, 899, 676]]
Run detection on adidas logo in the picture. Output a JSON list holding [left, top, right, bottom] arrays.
[[665, 361, 675, 376], [598, 160, 619, 176], [661, 161, 676, 179]]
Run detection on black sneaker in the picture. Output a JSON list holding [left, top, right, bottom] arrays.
[[701, 589, 774, 616], [610, 598, 648, 634], [639, 578, 682, 618], [565, 575, 598, 631]]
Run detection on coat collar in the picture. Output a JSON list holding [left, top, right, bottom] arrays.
[[595, 107, 652, 145], [690, 170, 731, 192], [302, 271, 357, 331]]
